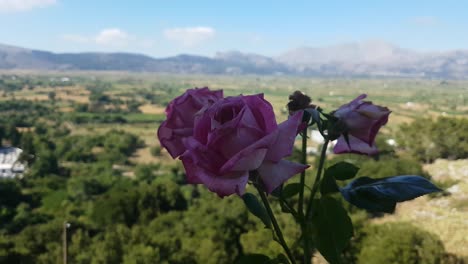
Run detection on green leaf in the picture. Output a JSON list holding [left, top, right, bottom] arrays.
[[236, 254, 271, 264], [281, 183, 302, 198], [320, 174, 339, 195], [311, 196, 353, 264], [242, 193, 272, 228], [326, 162, 359, 181]]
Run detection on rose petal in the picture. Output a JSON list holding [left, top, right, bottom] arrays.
[[243, 94, 278, 133], [179, 153, 203, 184], [264, 111, 303, 162], [181, 154, 249, 197], [158, 87, 223, 158], [257, 160, 309, 193], [157, 122, 191, 158], [334, 94, 368, 118], [207, 105, 265, 158], [228, 148, 268, 171], [219, 130, 278, 173], [183, 137, 227, 173], [333, 135, 379, 155]]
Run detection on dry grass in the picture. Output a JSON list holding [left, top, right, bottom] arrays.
[[56, 93, 89, 103], [129, 147, 160, 164], [14, 94, 49, 101], [139, 104, 166, 114]]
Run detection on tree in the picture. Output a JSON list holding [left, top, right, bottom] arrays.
[[47, 91, 56, 102]]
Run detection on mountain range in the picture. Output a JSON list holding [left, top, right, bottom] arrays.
[[2, 41, 468, 79]]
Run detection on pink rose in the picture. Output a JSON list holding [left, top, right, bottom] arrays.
[[180, 94, 308, 197], [333, 94, 391, 155], [157, 87, 223, 158]]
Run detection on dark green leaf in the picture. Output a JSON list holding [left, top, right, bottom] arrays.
[[281, 183, 302, 199], [305, 108, 321, 128], [311, 197, 353, 264], [340, 175, 442, 213], [326, 162, 359, 181], [242, 193, 272, 228], [320, 174, 339, 195], [236, 254, 271, 264]]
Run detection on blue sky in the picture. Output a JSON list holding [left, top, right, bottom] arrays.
[[1, 0, 468, 57]]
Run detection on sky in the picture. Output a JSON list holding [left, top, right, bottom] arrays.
[[1, 0, 468, 57]]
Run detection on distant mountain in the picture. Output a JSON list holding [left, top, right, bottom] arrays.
[[0, 43, 157, 71], [2, 42, 468, 78], [277, 41, 420, 66], [0, 43, 290, 75], [277, 41, 468, 78]]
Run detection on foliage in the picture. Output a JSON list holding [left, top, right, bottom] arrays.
[[397, 117, 468, 162], [357, 222, 445, 264], [0, 75, 464, 263]]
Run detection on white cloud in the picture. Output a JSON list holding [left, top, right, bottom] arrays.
[[95, 28, 130, 46], [164, 26, 215, 46], [62, 28, 131, 47], [0, 0, 56, 12]]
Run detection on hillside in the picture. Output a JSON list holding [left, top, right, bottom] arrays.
[[3, 41, 468, 78]]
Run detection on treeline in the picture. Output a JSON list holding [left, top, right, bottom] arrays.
[[0, 75, 75, 92]]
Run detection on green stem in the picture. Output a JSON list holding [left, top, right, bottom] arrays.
[[255, 183, 296, 264], [302, 139, 329, 264], [298, 127, 308, 217], [306, 139, 329, 220]]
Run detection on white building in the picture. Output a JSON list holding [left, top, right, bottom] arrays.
[[0, 147, 26, 178], [308, 130, 336, 155]]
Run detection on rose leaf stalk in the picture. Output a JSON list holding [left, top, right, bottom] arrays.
[[298, 126, 307, 217], [253, 174, 296, 264]]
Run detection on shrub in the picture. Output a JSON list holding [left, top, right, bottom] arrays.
[[150, 146, 161, 157], [358, 222, 445, 264]]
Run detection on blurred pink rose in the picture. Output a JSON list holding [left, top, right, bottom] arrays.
[[157, 87, 223, 158], [180, 94, 308, 197], [333, 94, 391, 155]]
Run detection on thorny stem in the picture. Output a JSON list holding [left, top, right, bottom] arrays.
[[254, 182, 297, 264]]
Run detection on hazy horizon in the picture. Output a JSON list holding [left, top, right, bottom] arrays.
[[1, 39, 466, 59]]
